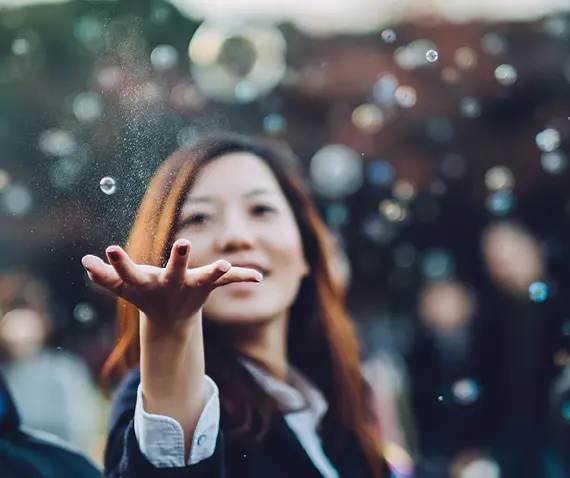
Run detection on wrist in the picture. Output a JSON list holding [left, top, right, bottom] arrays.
[[140, 311, 201, 343]]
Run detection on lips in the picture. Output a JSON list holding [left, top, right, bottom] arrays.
[[229, 262, 269, 276]]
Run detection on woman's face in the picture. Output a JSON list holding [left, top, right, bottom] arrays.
[[176, 152, 309, 324]]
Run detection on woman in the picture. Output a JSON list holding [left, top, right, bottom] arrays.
[[83, 134, 389, 477]]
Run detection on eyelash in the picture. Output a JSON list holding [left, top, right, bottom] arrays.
[[179, 205, 276, 228]]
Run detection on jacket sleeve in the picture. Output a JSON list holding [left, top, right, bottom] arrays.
[[103, 367, 227, 478]]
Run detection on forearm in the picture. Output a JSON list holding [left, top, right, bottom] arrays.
[[139, 313, 205, 455]]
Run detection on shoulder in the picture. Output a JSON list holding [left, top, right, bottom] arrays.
[[2, 428, 100, 477], [109, 366, 141, 429]]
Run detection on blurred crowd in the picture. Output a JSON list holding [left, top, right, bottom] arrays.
[[1, 0, 570, 477]]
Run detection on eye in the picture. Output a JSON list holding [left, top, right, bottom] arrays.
[[180, 213, 211, 228], [251, 204, 276, 217]]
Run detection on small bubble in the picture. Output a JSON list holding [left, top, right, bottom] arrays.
[[438, 396, 443, 402], [262, 113, 287, 134], [486, 191, 515, 216], [452, 378, 481, 405], [394, 86, 417, 108], [536, 128, 561, 153], [529, 282, 548, 302], [73, 303, 97, 324], [485, 166, 514, 192], [541, 151, 567, 174], [381, 29, 396, 43], [459, 97, 482, 118], [100, 176, 116, 195], [494, 64, 517, 86], [426, 50, 439, 62]]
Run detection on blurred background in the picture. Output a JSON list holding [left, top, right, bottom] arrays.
[[0, 0, 570, 477]]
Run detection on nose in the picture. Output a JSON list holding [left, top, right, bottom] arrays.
[[213, 212, 256, 253]]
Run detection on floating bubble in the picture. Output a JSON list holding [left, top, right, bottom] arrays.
[[481, 33, 507, 56], [262, 113, 287, 134], [430, 180, 446, 196], [367, 160, 394, 186], [441, 67, 460, 84], [494, 64, 517, 86], [100, 177, 116, 195], [485, 166, 514, 191], [73, 93, 103, 123], [73, 303, 97, 324], [2, 183, 32, 216], [379, 199, 407, 222], [427, 117, 454, 143], [452, 378, 481, 405], [453, 47, 477, 70], [362, 216, 396, 243], [310, 145, 364, 198], [486, 191, 515, 216], [150, 44, 179, 71], [392, 180, 416, 201], [529, 282, 548, 302], [326, 203, 349, 227], [12, 38, 30, 56], [459, 97, 481, 118], [381, 29, 396, 43], [535, 128, 561, 152], [372, 74, 399, 104], [394, 86, 417, 108], [421, 249, 454, 280], [393, 243, 417, 268], [351, 104, 384, 134], [441, 153, 467, 179], [541, 151, 567, 174], [38, 129, 76, 157], [426, 49, 439, 62]]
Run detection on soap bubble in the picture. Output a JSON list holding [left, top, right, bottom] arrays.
[[426, 50, 439, 62], [310, 145, 364, 198], [381, 29, 396, 43], [494, 64, 517, 86], [73, 303, 97, 324], [452, 378, 481, 405], [535, 128, 561, 152], [529, 282, 548, 302], [100, 176, 116, 195]]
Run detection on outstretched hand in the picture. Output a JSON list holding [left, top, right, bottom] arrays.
[[81, 239, 263, 324]]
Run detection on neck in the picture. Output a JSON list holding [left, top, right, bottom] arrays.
[[226, 314, 289, 381]]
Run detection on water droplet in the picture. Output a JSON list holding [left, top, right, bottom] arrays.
[[100, 177, 116, 195], [426, 49, 439, 62], [529, 282, 548, 302]]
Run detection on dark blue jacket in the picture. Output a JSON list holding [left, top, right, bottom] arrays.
[[104, 366, 390, 478], [0, 373, 100, 478]]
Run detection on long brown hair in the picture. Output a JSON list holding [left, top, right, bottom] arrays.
[[101, 133, 383, 475]]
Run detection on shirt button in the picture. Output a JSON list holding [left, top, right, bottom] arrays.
[[197, 435, 207, 446]]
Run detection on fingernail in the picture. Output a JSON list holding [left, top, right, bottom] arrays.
[[108, 251, 120, 262], [178, 245, 188, 256], [256, 273, 263, 282], [219, 261, 231, 272]]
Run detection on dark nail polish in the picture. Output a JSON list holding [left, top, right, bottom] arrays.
[[178, 245, 188, 256], [108, 251, 120, 262]]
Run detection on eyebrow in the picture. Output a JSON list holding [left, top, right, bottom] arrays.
[[186, 188, 276, 203]]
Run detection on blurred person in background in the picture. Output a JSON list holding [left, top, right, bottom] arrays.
[[0, 271, 103, 459], [406, 279, 483, 476], [480, 221, 553, 477], [83, 134, 391, 478], [0, 372, 100, 477]]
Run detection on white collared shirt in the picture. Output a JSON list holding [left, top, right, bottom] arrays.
[[134, 362, 339, 478]]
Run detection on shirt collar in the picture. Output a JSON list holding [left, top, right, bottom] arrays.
[[240, 359, 328, 423]]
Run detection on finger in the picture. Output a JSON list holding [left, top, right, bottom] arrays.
[[82, 255, 125, 295], [163, 240, 191, 284], [105, 246, 150, 287], [185, 260, 232, 288], [211, 266, 264, 289]]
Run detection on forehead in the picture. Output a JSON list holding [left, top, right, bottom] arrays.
[[188, 152, 281, 198]]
